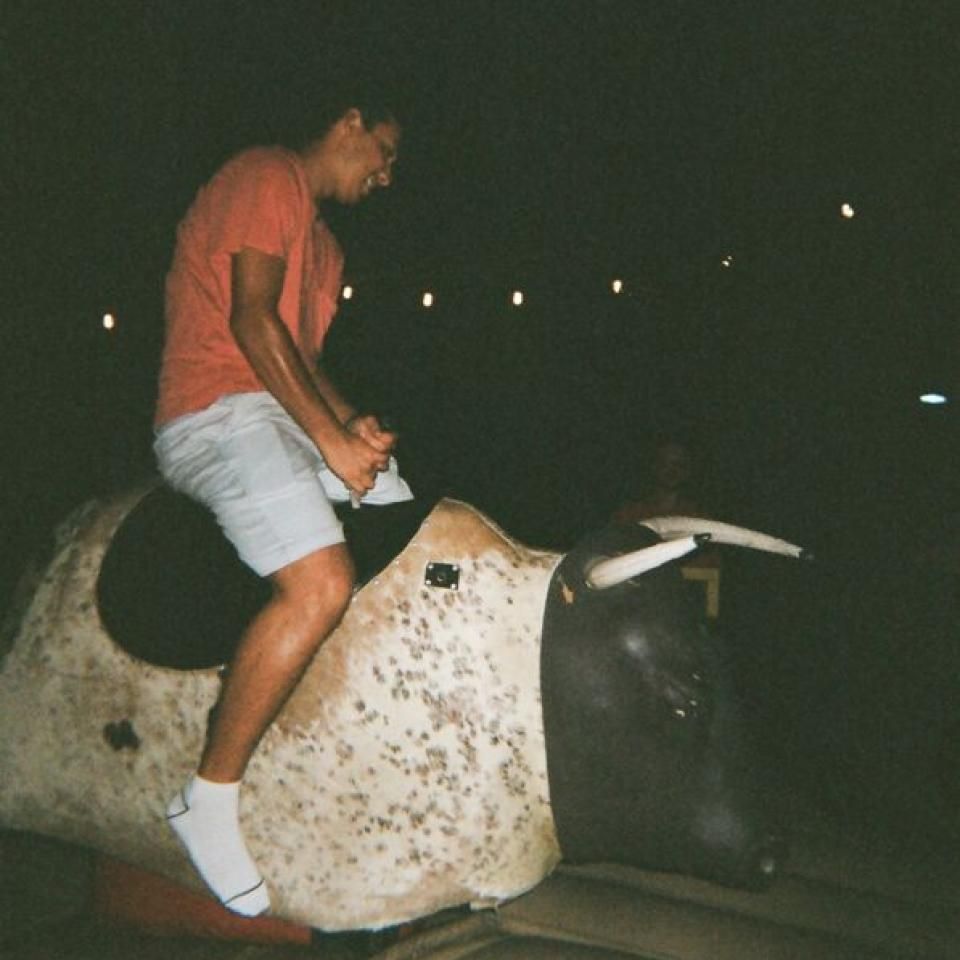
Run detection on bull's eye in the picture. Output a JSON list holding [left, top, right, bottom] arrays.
[[661, 679, 702, 724], [671, 700, 701, 721]]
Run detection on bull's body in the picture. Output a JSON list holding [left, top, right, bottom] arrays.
[[0, 487, 560, 929], [0, 484, 795, 930]]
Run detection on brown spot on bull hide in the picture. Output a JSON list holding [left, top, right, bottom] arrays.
[[103, 719, 140, 751]]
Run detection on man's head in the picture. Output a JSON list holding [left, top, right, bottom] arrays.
[[296, 104, 400, 205], [328, 107, 400, 204]]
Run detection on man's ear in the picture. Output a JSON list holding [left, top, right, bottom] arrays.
[[341, 107, 364, 131]]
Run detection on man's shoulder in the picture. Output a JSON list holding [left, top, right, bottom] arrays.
[[219, 146, 304, 185]]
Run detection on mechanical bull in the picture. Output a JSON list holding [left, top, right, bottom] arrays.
[[0, 483, 806, 930]]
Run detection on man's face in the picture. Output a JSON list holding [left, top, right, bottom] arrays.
[[654, 443, 692, 490], [338, 113, 400, 204]]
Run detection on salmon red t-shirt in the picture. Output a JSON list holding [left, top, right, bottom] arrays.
[[155, 147, 344, 427]]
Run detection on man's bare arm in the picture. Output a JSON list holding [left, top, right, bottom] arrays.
[[310, 362, 356, 426], [312, 363, 396, 455], [229, 247, 388, 495]]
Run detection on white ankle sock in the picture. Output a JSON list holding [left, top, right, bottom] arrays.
[[166, 775, 271, 916]]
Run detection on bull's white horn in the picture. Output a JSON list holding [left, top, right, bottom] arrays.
[[639, 516, 808, 560], [586, 534, 710, 590]]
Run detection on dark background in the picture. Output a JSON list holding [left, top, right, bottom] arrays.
[[4, 1, 959, 845]]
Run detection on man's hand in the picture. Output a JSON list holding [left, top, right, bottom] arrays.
[[346, 414, 397, 455], [322, 426, 392, 499]]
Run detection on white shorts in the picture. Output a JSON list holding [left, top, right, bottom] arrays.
[[153, 393, 414, 577]]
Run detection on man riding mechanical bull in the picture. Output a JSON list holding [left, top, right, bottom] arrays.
[[152, 86, 412, 915]]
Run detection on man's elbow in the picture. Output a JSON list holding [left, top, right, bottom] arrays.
[[229, 305, 270, 347]]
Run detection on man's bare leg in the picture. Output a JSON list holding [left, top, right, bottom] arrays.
[[167, 543, 354, 915]]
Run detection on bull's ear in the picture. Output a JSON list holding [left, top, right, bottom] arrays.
[[585, 534, 709, 590], [639, 516, 809, 560]]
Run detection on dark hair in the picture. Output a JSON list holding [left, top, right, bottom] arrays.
[[266, 75, 402, 150]]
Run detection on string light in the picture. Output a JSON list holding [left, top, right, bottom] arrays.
[[840, 203, 855, 219], [102, 313, 116, 331], [322, 277, 939, 425]]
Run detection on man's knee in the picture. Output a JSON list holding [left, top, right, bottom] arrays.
[[272, 544, 355, 628]]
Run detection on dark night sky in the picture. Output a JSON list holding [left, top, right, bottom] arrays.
[[7, 2, 957, 540], [3, 2, 958, 525], [3, 0, 960, 837]]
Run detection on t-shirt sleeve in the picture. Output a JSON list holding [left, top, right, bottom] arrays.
[[202, 152, 303, 262]]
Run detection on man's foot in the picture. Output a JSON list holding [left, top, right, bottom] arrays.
[[165, 775, 271, 917]]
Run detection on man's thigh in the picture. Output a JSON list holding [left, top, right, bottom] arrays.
[[154, 394, 345, 576]]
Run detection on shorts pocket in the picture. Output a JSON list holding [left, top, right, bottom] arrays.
[[219, 416, 317, 503]]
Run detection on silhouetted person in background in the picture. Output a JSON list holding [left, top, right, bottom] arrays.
[[613, 437, 721, 616], [614, 437, 707, 523]]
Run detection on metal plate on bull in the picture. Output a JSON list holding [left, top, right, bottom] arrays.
[[424, 562, 460, 590]]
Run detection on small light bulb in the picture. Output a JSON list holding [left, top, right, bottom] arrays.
[[422, 291, 434, 308], [512, 290, 524, 307], [841, 203, 855, 219], [341, 285, 354, 300], [920, 392, 947, 405], [102, 313, 116, 330], [612, 279, 623, 294]]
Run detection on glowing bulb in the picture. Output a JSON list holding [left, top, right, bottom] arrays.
[[612, 279, 623, 294], [102, 313, 116, 330], [720, 254, 734, 268], [512, 290, 524, 307], [341, 285, 354, 300], [920, 392, 947, 405], [841, 203, 855, 219], [422, 291, 434, 308]]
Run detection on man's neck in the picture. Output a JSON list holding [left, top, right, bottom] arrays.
[[298, 138, 339, 202]]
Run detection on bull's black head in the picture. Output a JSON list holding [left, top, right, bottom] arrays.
[[541, 521, 786, 890]]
